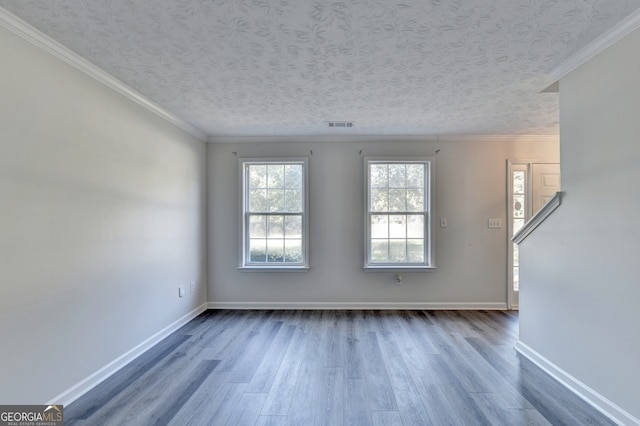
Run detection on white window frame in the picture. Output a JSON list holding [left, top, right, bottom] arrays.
[[364, 157, 435, 270], [239, 158, 310, 270]]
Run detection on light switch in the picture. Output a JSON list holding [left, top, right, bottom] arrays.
[[178, 286, 185, 298], [488, 219, 502, 229], [440, 217, 448, 228]]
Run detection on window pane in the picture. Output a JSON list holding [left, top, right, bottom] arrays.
[[249, 189, 267, 212], [407, 215, 424, 238], [284, 216, 302, 238], [406, 189, 424, 211], [370, 164, 388, 188], [371, 188, 388, 211], [249, 165, 267, 188], [513, 194, 525, 218], [513, 218, 525, 234], [371, 240, 388, 262], [285, 189, 302, 212], [406, 164, 424, 188], [267, 215, 284, 238], [249, 239, 266, 262], [389, 215, 406, 238], [388, 164, 406, 188], [285, 164, 302, 188], [389, 239, 407, 262], [388, 189, 406, 211], [249, 215, 266, 238], [268, 189, 285, 212], [513, 171, 525, 194], [371, 215, 388, 238], [284, 239, 302, 263], [267, 164, 285, 188], [267, 239, 284, 262], [407, 239, 424, 262]]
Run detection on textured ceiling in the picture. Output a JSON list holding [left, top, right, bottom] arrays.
[[1, 0, 639, 138]]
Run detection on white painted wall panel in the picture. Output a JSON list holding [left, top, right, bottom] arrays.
[[207, 138, 559, 307], [0, 27, 207, 403], [519, 27, 640, 422]]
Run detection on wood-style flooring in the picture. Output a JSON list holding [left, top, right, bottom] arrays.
[[64, 310, 615, 425]]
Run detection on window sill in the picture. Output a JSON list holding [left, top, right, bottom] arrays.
[[363, 265, 436, 272], [238, 266, 310, 272]]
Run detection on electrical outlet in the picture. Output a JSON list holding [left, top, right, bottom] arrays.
[[190, 282, 195, 293], [440, 217, 448, 228], [488, 218, 502, 229]]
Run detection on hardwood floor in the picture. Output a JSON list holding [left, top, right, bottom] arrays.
[[64, 310, 615, 425]]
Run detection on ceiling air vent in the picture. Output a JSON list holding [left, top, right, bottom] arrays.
[[327, 121, 354, 128]]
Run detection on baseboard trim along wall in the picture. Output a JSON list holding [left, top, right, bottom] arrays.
[[49, 303, 208, 407], [515, 340, 640, 426], [206, 302, 508, 310]]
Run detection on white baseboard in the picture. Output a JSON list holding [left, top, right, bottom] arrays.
[[515, 340, 640, 426], [49, 303, 207, 406], [206, 301, 507, 310]]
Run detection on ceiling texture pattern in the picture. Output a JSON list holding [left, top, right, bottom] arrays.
[[1, 0, 639, 138]]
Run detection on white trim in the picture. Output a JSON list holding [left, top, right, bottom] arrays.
[[512, 192, 562, 245], [0, 7, 207, 142], [209, 134, 560, 144], [515, 340, 640, 426], [550, 8, 640, 81], [47, 303, 207, 406], [206, 302, 507, 310]]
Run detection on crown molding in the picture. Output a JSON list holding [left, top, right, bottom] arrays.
[[208, 134, 559, 144], [550, 7, 640, 81], [0, 7, 207, 142]]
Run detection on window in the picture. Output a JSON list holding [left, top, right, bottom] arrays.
[[240, 159, 309, 269], [365, 158, 434, 269]]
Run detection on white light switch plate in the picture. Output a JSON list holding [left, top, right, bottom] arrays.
[[178, 286, 185, 297], [488, 218, 502, 229]]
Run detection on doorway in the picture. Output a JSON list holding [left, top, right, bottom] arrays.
[[507, 161, 561, 309]]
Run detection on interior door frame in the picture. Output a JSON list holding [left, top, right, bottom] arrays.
[[506, 160, 532, 310]]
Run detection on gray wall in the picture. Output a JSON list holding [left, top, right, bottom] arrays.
[[0, 27, 207, 403], [208, 138, 559, 307], [518, 28, 640, 422]]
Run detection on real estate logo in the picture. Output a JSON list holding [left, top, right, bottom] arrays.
[[0, 405, 63, 426]]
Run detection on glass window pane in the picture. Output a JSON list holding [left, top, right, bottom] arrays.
[[371, 240, 388, 262], [388, 164, 406, 188], [407, 215, 424, 238], [285, 164, 302, 188], [249, 189, 267, 212], [389, 215, 406, 238], [371, 189, 388, 211], [407, 239, 424, 262], [388, 189, 406, 212], [267, 215, 284, 238], [249, 239, 266, 262], [268, 189, 285, 212], [267, 239, 284, 262], [406, 189, 424, 211], [513, 171, 525, 194], [285, 189, 302, 212], [249, 215, 266, 238], [267, 164, 285, 188], [513, 194, 525, 218], [513, 243, 519, 267], [249, 165, 267, 188], [406, 164, 424, 188], [284, 239, 302, 263], [389, 239, 407, 262], [284, 216, 302, 238], [513, 266, 519, 291], [513, 218, 525, 234], [370, 164, 388, 188], [371, 215, 388, 238]]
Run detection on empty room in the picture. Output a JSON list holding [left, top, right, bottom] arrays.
[[1, 1, 639, 425]]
